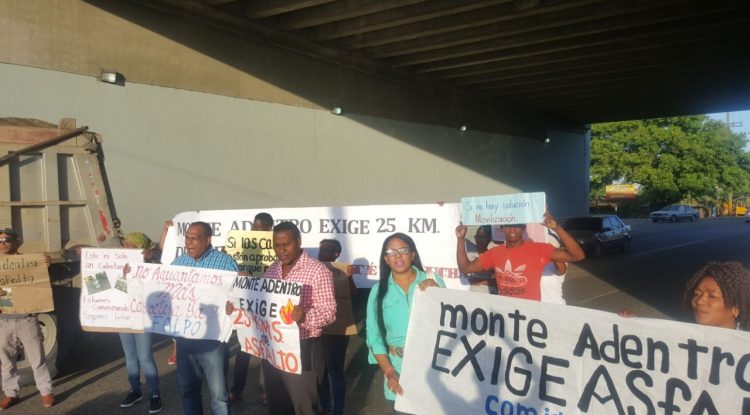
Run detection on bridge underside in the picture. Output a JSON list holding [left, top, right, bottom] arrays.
[[130, 0, 750, 124]]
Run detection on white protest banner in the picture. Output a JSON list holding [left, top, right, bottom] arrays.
[[396, 288, 750, 415], [461, 192, 546, 225], [225, 231, 276, 276], [80, 248, 144, 331], [127, 262, 237, 341], [161, 203, 464, 289], [229, 276, 302, 374]]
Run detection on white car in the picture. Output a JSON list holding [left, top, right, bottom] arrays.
[[649, 204, 699, 223]]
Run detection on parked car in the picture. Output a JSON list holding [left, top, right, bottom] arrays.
[[563, 215, 632, 257], [649, 204, 698, 223], [745, 211, 750, 223]]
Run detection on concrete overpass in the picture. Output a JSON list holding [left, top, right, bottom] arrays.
[[1, 0, 749, 235], [124, 0, 750, 126]]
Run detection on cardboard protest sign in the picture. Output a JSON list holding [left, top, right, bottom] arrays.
[[126, 262, 237, 341], [161, 203, 464, 289], [80, 248, 144, 331], [229, 276, 302, 374], [396, 288, 750, 415], [461, 192, 546, 225], [224, 231, 276, 276], [0, 254, 53, 314]]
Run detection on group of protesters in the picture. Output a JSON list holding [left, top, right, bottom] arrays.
[[1, 201, 749, 415], [128, 216, 356, 415], [364, 208, 750, 415]]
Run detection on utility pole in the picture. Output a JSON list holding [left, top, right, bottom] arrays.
[[726, 112, 743, 128]]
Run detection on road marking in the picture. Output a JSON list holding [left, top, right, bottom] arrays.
[[573, 288, 620, 305], [626, 236, 724, 259]]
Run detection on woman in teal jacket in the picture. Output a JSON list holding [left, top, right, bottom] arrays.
[[366, 232, 444, 411]]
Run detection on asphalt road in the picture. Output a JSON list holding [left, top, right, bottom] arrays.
[[565, 216, 750, 320], [11, 217, 750, 414]]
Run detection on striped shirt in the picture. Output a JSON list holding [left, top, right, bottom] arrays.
[[265, 250, 336, 339]]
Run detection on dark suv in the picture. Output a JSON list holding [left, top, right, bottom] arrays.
[[563, 215, 632, 257]]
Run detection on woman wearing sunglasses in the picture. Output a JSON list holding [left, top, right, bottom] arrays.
[[366, 233, 444, 413]]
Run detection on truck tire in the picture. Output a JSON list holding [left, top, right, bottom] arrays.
[[18, 313, 58, 385]]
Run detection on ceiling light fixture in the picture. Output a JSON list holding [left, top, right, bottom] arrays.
[[100, 70, 126, 86]]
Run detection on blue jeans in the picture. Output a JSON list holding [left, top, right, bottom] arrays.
[[176, 339, 229, 415], [119, 332, 160, 396], [319, 334, 349, 415]]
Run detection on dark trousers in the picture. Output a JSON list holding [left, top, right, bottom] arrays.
[[230, 336, 251, 395], [319, 334, 350, 415], [262, 337, 323, 415]]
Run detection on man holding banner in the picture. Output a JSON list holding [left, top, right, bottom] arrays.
[[170, 222, 238, 415], [0, 228, 55, 410], [229, 211, 274, 403], [263, 222, 336, 415], [456, 211, 584, 300]]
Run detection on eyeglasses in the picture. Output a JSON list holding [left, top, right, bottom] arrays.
[[384, 247, 410, 257], [0, 238, 14, 244]]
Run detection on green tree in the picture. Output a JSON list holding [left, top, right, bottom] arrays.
[[590, 115, 750, 208]]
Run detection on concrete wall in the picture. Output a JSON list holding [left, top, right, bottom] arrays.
[[0, 0, 549, 135], [0, 1, 589, 238]]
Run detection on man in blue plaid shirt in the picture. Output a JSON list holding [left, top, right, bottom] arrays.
[[171, 221, 238, 415]]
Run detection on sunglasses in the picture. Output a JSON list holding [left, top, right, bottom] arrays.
[[0, 238, 15, 244], [384, 247, 411, 257]]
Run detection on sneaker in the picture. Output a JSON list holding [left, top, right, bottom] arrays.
[[0, 396, 19, 410], [167, 355, 176, 365], [149, 395, 162, 414], [41, 394, 55, 408], [120, 391, 143, 408]]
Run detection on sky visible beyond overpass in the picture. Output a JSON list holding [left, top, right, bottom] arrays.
[[709, 110, 750, 150]]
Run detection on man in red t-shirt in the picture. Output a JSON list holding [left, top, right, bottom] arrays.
[[456, 212, 584, 301]]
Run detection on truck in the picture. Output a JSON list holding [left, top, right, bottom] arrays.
[[0, 117, 121, 383]]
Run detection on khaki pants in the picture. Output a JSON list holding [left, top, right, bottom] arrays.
[[0, 315, 53, 397]]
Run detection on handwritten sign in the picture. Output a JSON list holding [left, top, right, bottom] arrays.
[[396, 288, 750, 415], [229, 276, 302, 374], [460, 192, 545, 225], [225, 231, 276, 276], [126, 262, 237, 341], [80, 248, 144, 331], [0, 254, 53, 314]]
